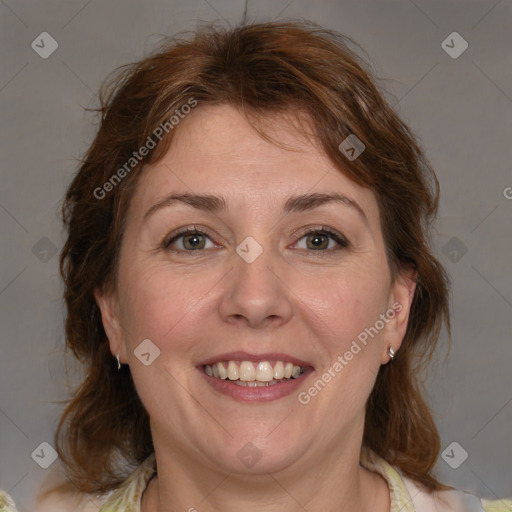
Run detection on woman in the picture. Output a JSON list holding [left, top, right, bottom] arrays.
[[20, 20, 510, 512]]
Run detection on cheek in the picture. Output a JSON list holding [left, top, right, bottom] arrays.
[[299, 276, 389, 422], [117, 268, 207, 411], [117, 265, 205, 353], [297, 267, 391, 354]]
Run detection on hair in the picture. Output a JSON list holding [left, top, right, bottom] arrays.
[[56, 19, 451, 495]]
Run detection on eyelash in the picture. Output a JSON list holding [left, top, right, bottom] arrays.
[[162, 225, 350, 256]]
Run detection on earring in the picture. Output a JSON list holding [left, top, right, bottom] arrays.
[[387, 346, 396, 361], [116, 354, 121, 370]]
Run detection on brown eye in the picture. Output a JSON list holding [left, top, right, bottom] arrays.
[[294, 228, 349, 252], [305, 233, 330, 250], [164, 230, 215, 251], [182, 233, 206, 250]]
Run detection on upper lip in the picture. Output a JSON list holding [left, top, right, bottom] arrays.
[[197, 351, 314, 368]]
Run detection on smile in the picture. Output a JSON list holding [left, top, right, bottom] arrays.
[[204, 360, 304, 387], [198, 352, 313, 401]]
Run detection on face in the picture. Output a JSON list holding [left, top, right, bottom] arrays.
[[95, 104, 415, 476]]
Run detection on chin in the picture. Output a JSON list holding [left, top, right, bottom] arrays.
[[205, 428, 308, 475]]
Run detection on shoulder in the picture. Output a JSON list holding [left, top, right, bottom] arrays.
[[34, 489, 107, 512], [403, 474, 512, 512], [360, 448, 512, 512], [32, 454, 154, 512], [33, 463, 110, 512], [0, 491, 18, 512], [481, 499, 512, 512]]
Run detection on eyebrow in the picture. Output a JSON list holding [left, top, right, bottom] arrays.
[[143, 192, 369, 226]]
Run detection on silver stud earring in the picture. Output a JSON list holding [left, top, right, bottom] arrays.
[[116, 354, 121, 370], [387, 346, 395, 361]]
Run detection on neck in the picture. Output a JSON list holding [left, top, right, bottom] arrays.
[[141, 441, 390, 512]]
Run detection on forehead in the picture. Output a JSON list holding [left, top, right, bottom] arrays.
[[128, 104, 379, 222]]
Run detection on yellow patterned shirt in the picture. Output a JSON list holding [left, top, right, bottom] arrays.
[[98, 449, 512, 512], [0, 493, 17, 512], [2, 450, 511, 511]]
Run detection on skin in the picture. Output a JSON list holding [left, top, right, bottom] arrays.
[[94, 104, 416, 512]]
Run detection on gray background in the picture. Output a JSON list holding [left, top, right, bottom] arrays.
[[0, 0, 511, 510]]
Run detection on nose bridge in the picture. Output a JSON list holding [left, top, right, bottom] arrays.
[[218, 238, 293, 327]]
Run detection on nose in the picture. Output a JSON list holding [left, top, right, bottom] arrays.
[[218, 245, 294, 329]]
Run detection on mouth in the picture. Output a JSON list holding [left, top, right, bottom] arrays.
[[203, 360, 304, 387], [197, 352, 313, 401]]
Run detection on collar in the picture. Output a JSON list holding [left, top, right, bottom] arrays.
[[360, 446, 416, 511], [99, 448, 442, 512]]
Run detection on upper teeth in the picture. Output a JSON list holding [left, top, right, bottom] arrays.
[[204, 361, 303, 382]]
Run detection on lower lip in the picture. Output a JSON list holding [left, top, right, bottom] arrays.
[[198, 367, 313, 402]]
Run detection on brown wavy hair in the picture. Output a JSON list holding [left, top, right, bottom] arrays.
[[56, 19, 451, 494]]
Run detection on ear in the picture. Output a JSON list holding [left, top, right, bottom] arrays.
[[94, 283, 128, 363], [381, 267, 417, 364]]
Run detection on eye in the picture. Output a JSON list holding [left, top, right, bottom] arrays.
[[163, 228, 216, 252], [162, 226, 348, 254], [293, 227, 349, 252]]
